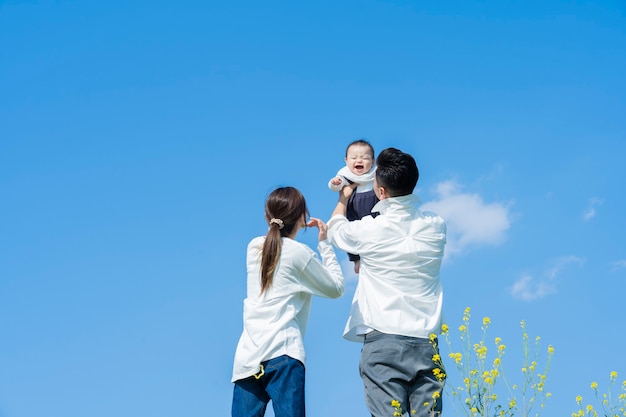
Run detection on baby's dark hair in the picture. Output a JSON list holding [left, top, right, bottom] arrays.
[[345, 139, 375, 159], [375, 148, 419, 197], [260, 186, 309, 293]]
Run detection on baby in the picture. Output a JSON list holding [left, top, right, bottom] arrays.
[[328, 139, 379, 273]]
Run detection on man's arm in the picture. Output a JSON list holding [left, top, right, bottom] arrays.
[[331, 184, 356, 218]]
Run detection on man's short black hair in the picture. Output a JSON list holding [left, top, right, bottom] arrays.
[[375, 148, 419, 197]]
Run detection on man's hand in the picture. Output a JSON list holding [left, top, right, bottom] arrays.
[[331, 183, 357, 218], [339, 183, 356, 201]]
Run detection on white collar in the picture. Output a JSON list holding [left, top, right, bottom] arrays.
[[371, 194, 421, 214], [337, 166, 376, 184]]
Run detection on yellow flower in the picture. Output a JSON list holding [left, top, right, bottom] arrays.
[[610, 371, 618, 380], [591, 381, 598, 390], [441, 323, 449, 334], [391, 399, 401, 408], [423, 402, 430, 407], [429, 333, 437, 341], [449, 352, 463, 364], [576, 395, 582, 405], [440, 307, 555, 417], [475, 345, 488, 358]]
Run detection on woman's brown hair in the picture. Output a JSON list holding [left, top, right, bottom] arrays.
[[260, 187, 309, 294]]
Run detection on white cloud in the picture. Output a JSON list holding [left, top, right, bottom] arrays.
[[583, 208, 596, 220], [421, 180, 512, 257], [509, 274, 557, 301], [582, 197, 604, 220], [510, 256, 585, 301], [610, 260, 626, 272], [545, 255, 585, 279]]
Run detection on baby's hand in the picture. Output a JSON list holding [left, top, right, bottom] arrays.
[[330, 177, 343, 186]]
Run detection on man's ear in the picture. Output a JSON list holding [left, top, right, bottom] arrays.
[[378, 186, 388, 200]]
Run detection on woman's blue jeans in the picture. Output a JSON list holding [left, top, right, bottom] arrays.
[[231, 355, 306, 417]]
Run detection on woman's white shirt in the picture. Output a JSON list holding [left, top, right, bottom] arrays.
[[231, 236, 344, 382]]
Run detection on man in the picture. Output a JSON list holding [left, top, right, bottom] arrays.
[[327, 147, 447, 417]]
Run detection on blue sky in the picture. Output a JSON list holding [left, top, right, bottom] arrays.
[[1, 1, 625, 416]]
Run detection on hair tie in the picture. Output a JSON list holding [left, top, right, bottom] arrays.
[[269, 218, 284, 229]]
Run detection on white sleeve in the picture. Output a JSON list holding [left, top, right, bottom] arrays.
[[328, 176, 348, 191], [327, 214, 359, 256], [297, 240, 345, 298]]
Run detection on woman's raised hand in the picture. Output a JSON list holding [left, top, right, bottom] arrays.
[[306, 217, 328, 242]]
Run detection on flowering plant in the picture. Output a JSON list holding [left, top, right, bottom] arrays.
[[431, 307, 554, 417], [389, 308, 625, 417], [572, 371, 626, 417]]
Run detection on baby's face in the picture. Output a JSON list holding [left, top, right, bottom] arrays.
[[345, 144, 374, 176]]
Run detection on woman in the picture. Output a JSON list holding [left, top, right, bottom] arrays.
[[231, 186, 345, 417]]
